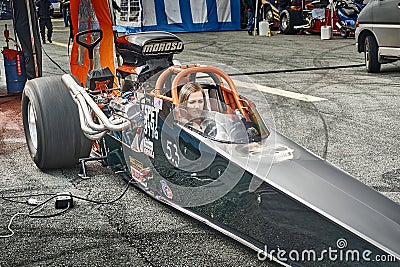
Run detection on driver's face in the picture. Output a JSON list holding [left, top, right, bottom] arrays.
[[187, 91, 204, 119]]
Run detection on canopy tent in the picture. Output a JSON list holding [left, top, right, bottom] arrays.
[[9, 0, 240, 84], [114, 0, 241, 33]]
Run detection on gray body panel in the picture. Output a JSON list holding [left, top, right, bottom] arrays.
[[207, 130, 400, 259]]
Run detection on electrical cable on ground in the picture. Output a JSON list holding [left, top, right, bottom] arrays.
[[0, 176, 136, 238], [0, 205, 44, 239], [41, 44, 68, 74]]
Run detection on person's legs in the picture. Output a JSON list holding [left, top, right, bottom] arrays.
[[246, 9, 255, 34], [66, 13, 70, 27], [39, 18, 46, 43], [45, 19, 53, 43], [62, 9, 68, 26]]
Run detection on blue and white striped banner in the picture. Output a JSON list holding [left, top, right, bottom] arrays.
[[115, 0, 240, 33]]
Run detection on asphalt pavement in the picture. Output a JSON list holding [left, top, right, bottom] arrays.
[[0, 18, 399, 266]]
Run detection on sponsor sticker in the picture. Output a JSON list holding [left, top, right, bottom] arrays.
[[143, 137, 154, 158], [273, 144, 294, 162], [160, 180, 173, 199], [129, 157, 152, 187], [154, 98, 163, 110], [131, 166, 148, 187]]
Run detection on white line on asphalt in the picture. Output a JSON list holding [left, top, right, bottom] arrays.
[[1, 137, 26, 143], [51, 41, 68, 48], [234, 80, 327, 102], [38, 44, 326, 103]]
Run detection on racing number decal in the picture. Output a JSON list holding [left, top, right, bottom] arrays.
[[143, 101, 159, 159], [165, 139, 180, 167], [144, 105, 159, 140]]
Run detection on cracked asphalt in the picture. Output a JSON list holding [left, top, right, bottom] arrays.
[[0, 18, 399, 266]]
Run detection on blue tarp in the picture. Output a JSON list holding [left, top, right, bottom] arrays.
[[115, 0, 240, 33]]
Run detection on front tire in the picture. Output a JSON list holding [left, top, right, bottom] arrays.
[[22, 76, 91, 170], [364, 35, 381, 73], [340, 28, 349, 38], [264, 5, 275, 27], [280, 9, 300, 34]]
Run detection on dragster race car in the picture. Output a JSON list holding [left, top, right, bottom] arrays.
[[21, 0, 399, 266]]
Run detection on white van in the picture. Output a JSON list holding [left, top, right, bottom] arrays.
[[355, 0, 400, 72]]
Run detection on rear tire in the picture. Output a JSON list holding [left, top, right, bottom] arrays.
[[22, 76, 91, 170], [364, 35, 381, 73]]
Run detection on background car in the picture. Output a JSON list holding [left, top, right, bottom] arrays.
[[50, 0, 62, 17], [355, 0, 400, 72]]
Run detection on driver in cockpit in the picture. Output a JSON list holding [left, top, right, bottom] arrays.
[[179, 81, 260, 142], [178, 82, 213, 133]]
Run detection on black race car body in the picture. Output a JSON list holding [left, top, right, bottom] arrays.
[[21, 1, 399, 266]]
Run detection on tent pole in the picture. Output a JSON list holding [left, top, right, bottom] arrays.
[[253, 0, 258, 36], [24, 0, 38, 77]]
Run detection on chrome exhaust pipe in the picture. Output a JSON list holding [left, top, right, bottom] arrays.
[[62, 74, 131, 140]]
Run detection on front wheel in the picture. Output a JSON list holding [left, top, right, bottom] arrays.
[[340, 28, 349, 38], [264, 5, 275, 27], [22, 76, 91, 170], [364, 35, 381, 73], [280, 9, 299, 34]]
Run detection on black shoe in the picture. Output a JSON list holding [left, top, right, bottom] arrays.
[[247, 30, 253, 35], [48, 38, 52, 43], [42, 39, 46, 44]]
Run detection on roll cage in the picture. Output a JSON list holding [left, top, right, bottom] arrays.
[[151, 64, 269, 141]]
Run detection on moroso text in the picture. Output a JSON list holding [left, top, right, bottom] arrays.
[[142, 41, 184, 54]]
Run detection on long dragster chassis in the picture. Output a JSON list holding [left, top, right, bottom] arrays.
[[21, 30, 399, 266]]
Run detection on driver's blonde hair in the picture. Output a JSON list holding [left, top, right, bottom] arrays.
[[179, 82, 206, 108]]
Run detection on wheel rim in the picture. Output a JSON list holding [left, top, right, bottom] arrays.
[[365, 39, 370, 68], [266, 10, 273, 24], [340, 28, 346, 37], [281, 14, 288, 30], [27, 101, 38, 150]]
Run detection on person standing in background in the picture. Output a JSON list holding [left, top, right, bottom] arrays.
[[243, 0, 261, 35], [62, 0, 70, 27], [36, 0, 53, 43]]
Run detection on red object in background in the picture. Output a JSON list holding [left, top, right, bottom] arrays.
[[325, 8, 341, 35], [4, 24, 10, 48], [1, 48, 27, 93], [4, 27, 9, 41], [2, 48, 22, 60]]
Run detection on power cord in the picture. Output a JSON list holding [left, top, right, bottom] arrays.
[[72, 178, 135, 205], [0, 205, 44, 239], [0, 212, 28, 238], [2, 193, 56, 205], [0, 176, 136, 238], [41, 44, 68, 74]]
